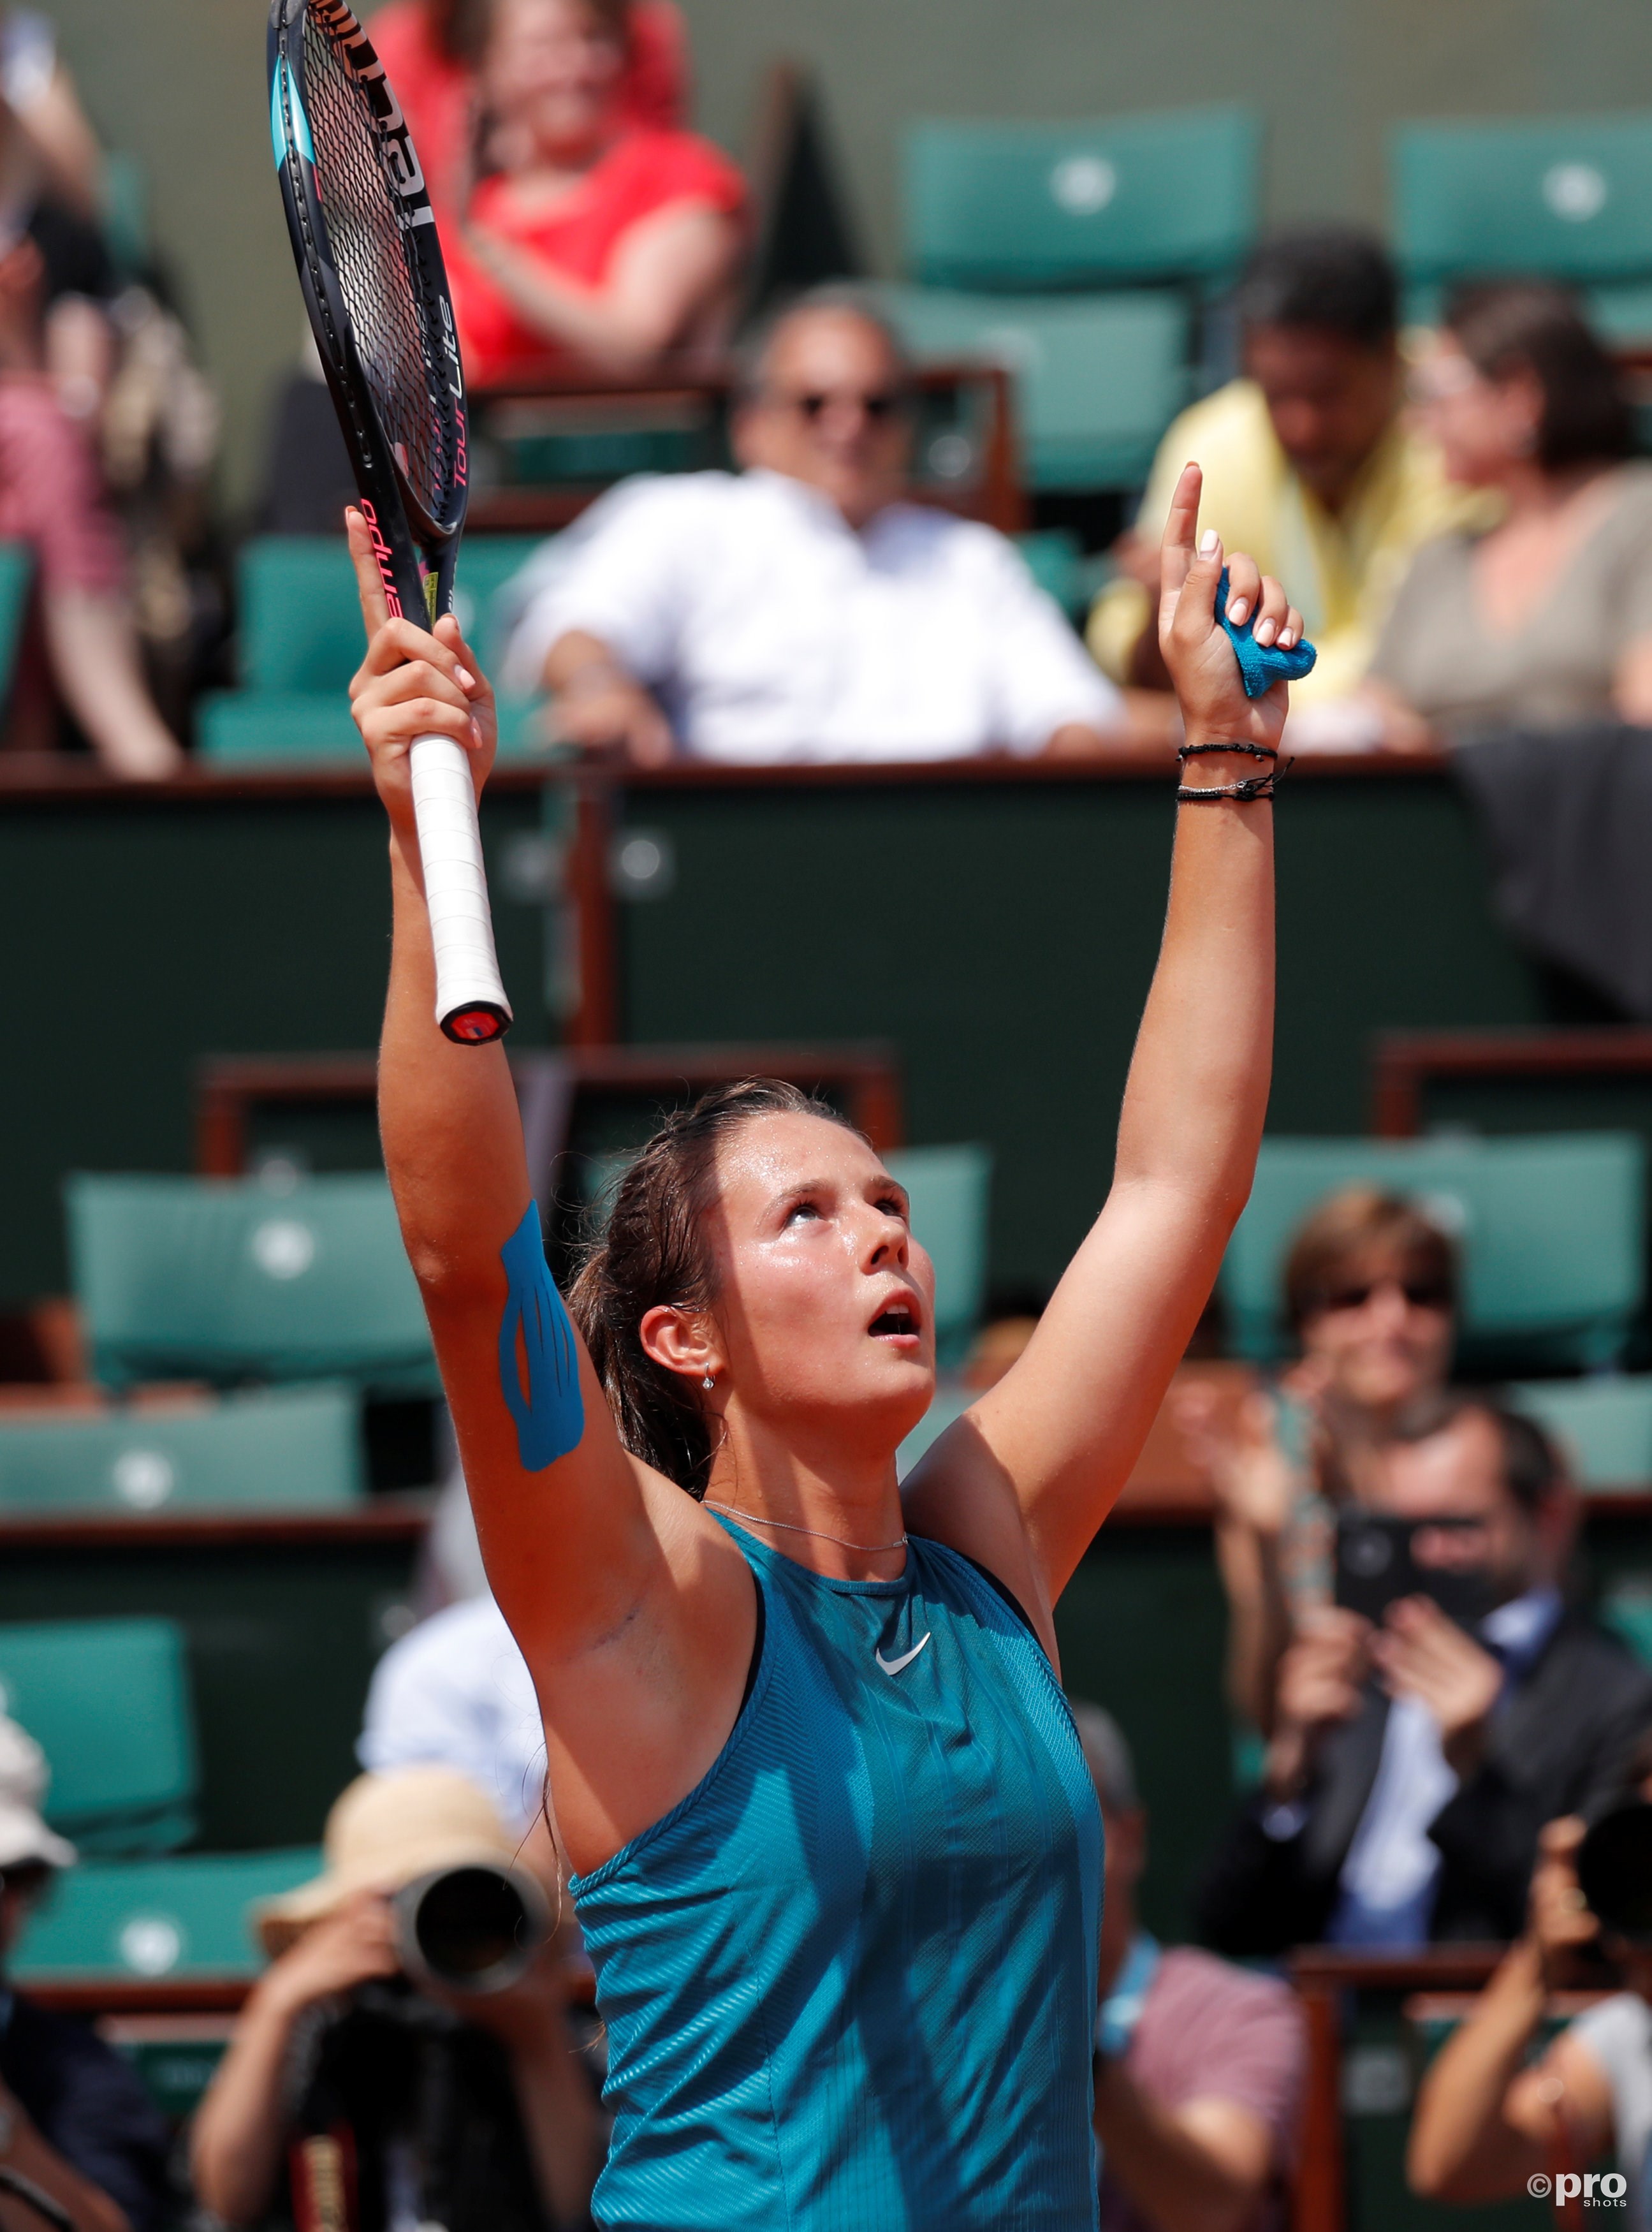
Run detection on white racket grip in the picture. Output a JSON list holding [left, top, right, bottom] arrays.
[[409, 733, 513, 1042]]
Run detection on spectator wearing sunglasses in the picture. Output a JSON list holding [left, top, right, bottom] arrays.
[[500, 287, 1132, 763], [1180, 1187, 1459, 1735]]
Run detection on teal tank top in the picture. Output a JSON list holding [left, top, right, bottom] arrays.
[[568, 1516, 1104, 2230]]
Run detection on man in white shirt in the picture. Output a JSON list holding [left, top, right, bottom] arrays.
[[359, 1592, 544, 1834], [499, 288, 1129, 765]]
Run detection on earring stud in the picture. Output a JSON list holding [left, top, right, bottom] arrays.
[[701, 1371, 715, 1390]]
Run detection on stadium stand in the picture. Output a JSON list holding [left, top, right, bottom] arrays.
[[1391, 108, 1652, 340], [0, 1383, 363, 1514], [66, 1173, 437, 1393], [879, 105, 1261, 491]]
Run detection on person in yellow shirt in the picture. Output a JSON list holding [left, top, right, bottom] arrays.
[[1090, 229, 1491, 724]]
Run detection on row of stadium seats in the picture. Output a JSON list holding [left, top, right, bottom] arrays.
[[10, 1130, 1651, 1519], [886, 103, 1652, 492], [0, 1614, 315, 1979]]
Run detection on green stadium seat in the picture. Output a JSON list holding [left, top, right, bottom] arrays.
[[0, 1383, 363, 1515], [1014, 529, 1088, 620], [102, 151, 152, 280], [1220, 1134, 1644, 1372], [886, 1145, 993, 1369], [879, 285, 1191, 490], [11, 1848, 319, 1979], [1508, 1376, 1652, 1492], [0, 1619, 195, 1854], [0, 541, 31, 711], [1393, 112, 1652, 341], [66, 1174, 437, 1393], [198, 534, 551, 768], [903, 107, 1262, 293]]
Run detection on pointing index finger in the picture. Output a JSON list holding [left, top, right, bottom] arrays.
[[1159, 460, 1203, 598]]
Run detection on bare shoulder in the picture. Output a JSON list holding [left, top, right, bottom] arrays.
[[900, 1412, 1059, 1663], [522, 1457, 762, 1877]]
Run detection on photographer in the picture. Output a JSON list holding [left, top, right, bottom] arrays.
[[1197, 1398, 1652, 1953], [1408, 1743, 1652, 2217], [189, 1768, 602, 2232]]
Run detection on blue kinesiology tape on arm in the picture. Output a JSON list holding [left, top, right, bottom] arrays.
[[1217, 568, 1317, 698], [499, 1202, 585, 1471]]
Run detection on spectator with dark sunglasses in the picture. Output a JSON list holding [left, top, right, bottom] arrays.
[[1179, 1186, 1459, 1733], [500, 286, 1133, 763]]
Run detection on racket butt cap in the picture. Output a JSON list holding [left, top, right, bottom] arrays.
[[440, 1001, 513, 1046]]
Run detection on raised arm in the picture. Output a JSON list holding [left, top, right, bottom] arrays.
[[905, 465, 1288, 1610]]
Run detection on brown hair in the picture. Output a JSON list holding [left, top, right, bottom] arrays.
[[566, 1080, 859, 1498], [1283, 1185, 1459, 1334], [460, 0, 631, 64], [1446, 283, 1634, 471]]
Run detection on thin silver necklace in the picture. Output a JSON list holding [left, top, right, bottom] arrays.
[[702, 1499, 908, 1555]]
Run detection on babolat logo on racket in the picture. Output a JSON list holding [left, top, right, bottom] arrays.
[[311, 0, 435, 227]]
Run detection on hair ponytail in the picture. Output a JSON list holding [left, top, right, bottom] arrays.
[[566, 1079, 855, 1497]]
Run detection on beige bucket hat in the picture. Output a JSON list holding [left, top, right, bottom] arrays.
[[0, 1716, 75, 1874], [255, 1766, 524, 1958]]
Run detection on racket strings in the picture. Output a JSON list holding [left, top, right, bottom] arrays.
[[301, 7, 456, 525]]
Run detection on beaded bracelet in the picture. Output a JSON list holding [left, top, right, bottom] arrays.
[[1174, 741, 1291, 804]]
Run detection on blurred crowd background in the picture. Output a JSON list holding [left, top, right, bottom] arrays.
[[14, 1, 1652, 2228]]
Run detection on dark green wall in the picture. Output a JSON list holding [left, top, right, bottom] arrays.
[[45, 0, 1652, 505], [0, 767, 1547, 1310]]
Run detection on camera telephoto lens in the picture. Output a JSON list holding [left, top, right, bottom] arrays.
[[395, 1863, 550, 1993], [1577, 1802, 1652, 1944]]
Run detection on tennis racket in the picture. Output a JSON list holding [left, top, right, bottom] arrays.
[[268, 0, 511, 1044]]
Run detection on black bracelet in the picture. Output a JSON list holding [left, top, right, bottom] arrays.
[[1176, 740, 1278, 762], [1176, 761, 1290, 804]]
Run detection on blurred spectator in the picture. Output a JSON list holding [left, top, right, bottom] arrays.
[[0, 222, 180, 775], [370, 0, 689, 214], [1364, 286, 1652, 747], [191, 1766, 601, 2232], [444, 0, 745, 383], [0, 1716, 171, 2232], [1408, 1740, 1652, 2213], [1088, 228, 1486, 730], [501, 288, 1129, 763], [1181, 1187, 1458, 1731], [1196, 1399, 1652, 1955], [1072, 1701, 1305, 2232], [0, 12, 103, 225], [360, 1590, 544, 1833]]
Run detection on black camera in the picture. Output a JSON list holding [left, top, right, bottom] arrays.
[[1577, 1802, 1652, 1945], [1334, 1511, 1493, 1629], [391, 1862, 550, 1993]]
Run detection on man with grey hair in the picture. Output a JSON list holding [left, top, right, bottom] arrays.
[[1069, 1699, 1305, 2232], [501, 286, 1129, 764]]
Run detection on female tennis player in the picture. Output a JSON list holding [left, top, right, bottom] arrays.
[[345, 460, 1299, 2231]]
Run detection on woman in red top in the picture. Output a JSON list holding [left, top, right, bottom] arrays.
[[368, 0, 689, 212], [443, 0, 745, 383]]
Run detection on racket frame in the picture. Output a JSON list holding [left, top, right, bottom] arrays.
[[268, 0, 511, 1045]]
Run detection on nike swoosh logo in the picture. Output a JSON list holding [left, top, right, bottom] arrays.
[[875, 1632, 931, 1678]]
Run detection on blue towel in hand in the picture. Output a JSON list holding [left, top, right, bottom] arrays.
[[1217, 568, 1316, 698]]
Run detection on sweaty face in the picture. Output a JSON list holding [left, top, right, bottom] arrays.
[[1368, 1409, 1541, 1607], [733, 311, 912, 531], [1244, 324, 1401, 506], [698, 1111, 936, 1455], [481, 0, 625, 159], [1299, 1249, 1454, 1417]]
